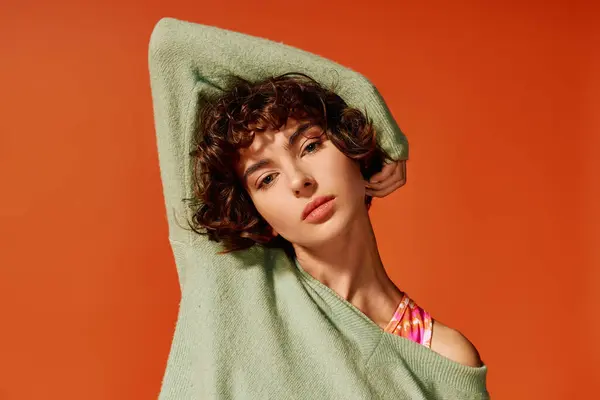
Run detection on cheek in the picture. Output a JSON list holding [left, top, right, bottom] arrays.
[[250, 188, 296, 231], [347, 158, 367, 189], [322, 151, 365, 194]]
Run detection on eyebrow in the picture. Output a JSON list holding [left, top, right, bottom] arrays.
[[242, 122, 314, 185]]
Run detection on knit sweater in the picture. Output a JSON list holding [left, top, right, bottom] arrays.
[[147, 17, 489, 400]]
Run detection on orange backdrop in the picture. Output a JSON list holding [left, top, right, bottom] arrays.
[[1, 1, 598, 399]]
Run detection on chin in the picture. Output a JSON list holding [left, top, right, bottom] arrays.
[[300, 206, 355, 247]]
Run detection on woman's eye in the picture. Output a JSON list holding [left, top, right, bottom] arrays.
[[303, 141, 321, 155], [258, 173, 277, 189]]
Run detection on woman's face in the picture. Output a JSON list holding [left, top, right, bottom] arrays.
[[236, 118, 368, 247]]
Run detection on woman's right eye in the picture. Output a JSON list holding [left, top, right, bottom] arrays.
[[258, 173, 277, 190]]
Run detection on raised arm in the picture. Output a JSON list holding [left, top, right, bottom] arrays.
[[148, 17, 408, 245]]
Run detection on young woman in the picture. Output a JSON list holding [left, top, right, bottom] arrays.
[[149, 17, 489, 400]]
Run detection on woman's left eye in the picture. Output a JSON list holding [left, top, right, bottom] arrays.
[[302, 141, 321, 155]]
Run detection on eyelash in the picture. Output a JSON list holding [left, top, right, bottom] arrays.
[[257, 173, 278, 190], [301, 140, 322, 156], [256, 139, 323, 190]]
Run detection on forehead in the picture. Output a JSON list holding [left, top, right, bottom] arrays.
[[239, 118, 309, 158], [235, 118, 323, 180]]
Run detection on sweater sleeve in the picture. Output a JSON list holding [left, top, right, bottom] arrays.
[[147, 16, 409, 247]]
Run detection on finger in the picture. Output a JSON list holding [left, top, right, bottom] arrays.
[[395, 160, 407, 187], [366, 180, 397, 191], [369, 161, 398, 183], [369, 161, 396, 183], [401, 160, 406, 183], [366, 183, 401, 198], [366, 162, 403, 190], [366, 170, 405, 195], [368, 161, 400, 187], [366, 179, 405, 198]]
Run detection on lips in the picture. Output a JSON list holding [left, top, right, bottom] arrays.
[[301, 195, 336, 220]]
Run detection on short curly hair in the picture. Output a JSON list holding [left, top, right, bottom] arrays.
[[186, 72, 391, 253]]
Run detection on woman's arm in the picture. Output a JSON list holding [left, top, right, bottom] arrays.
[[148, 17, 409, 245]]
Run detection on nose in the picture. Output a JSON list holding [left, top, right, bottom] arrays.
[[290, 170, 317, 198]]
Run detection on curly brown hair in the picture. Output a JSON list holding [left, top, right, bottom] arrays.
[[186, 72, 391, 253]]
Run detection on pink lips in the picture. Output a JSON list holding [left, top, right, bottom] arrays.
[[301, 195, 336, 222]]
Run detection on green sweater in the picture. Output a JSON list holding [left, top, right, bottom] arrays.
[[148, 17, 489, 400]]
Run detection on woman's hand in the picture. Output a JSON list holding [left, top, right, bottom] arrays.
[[365, 160, 407, 198]]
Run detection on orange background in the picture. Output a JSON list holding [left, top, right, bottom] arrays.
[[1, 1, 598, 399]]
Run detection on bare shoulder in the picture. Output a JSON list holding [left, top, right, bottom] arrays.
[[430, 320, 484, 368]]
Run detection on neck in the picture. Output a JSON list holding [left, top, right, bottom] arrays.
[[293, 208, 403, 328]]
